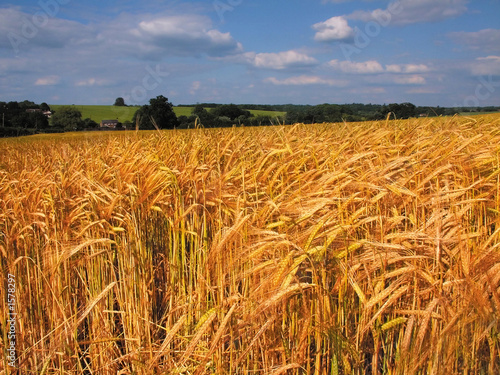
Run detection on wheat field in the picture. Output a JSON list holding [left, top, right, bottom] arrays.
[[1, 114, 500, 374]]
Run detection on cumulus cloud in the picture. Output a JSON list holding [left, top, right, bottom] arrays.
[[348, 0, 468, 26], [448, 29, 500, 52], [239, 50, 318, 70], [313, 16, 355, 42], [131, 15, 242, 57], [0, 7, 92, 53], [328, 60, 384, 74], [264, 75, 346, 86]]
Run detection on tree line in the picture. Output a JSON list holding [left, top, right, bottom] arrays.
[[120, 98, 500, 129], [1, 97, 499, 137], [0, 101, 101, 137]]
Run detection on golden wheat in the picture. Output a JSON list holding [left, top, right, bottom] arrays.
[[1, 114, 499, 374]]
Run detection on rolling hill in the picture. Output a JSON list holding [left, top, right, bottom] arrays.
[[49, 105, 286, 124]]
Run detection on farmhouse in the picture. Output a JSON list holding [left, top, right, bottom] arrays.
[[100, 119, 120, 129], [26, 108, 53, 118]]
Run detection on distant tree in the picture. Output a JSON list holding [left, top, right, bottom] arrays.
[[82, 118, 99, 129], [210, 104, 252, 121], [19, 100, 37, 109], [389, 102, 416, 119], [51, 106, 83, 130], [373, 102, 417, 120], [4, 108, 48, 129], [132, 95, 178, 130], [192, 104, 215, 126], [40, 102, 51, 112], [7, 101, 20, 112], [248, 115, 273, 126], [114, 97, 126, 107], [122, 120, 133, 130], [177, 115, 190, 129], [28, 111, 49, 129], [1, 102, 7, 127], [192, 104, 207, 117], [213, 116, 232, 127]]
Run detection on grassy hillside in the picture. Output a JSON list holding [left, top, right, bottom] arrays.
[[173, 106, 194, 117], [50, 104, 286, 124], [2, 114, 499, 374], [50, 105, 137, 123], [248, 109, 286, 118]]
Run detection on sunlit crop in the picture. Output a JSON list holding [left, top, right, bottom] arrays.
[[1, 114, 500, 374]]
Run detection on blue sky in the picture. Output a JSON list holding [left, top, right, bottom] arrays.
[[0, 0, 499, 106]]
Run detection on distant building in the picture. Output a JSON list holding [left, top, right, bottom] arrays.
[[26, 108, 52, 118], [100, 119, 120, 129]]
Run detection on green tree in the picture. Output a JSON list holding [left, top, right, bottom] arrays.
[[177, 115, 190, 129], [114, 97, 126, 106], [82, 118, 99, 129], [27, 111, 49, 129], [192, 104, 215, 126], [210, 104, 252, 120], [7, 109, 48, 129], [51, 106, 83, 130], [374, 103, 417, 120], [40, 102, 51, 112], [132, 95, 178, 130], [19, 100, 37, 109]]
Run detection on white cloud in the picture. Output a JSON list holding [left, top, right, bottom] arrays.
[[313, 16, 354, 42], [385, 64, 430, 73], [448, 29, 500, 52], [35, 75, 60, 86], [328, 60, 430, 75], [0, 8, 92, 53], [471, 56, 500, 76], [131, 15, 242, 57], [240, 50, 318, 70], [348, 0, 468, 26], [328, 60, 384, 74], [364, 74, 427, 86], [264, 75, 346, 86], [325, 59, 429, 87]]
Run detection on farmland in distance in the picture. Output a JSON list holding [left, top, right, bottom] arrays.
[[49, 104, 286, 124]]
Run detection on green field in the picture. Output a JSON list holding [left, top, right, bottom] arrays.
[[50, 105, 286, 124], [50, 105, 137, 123], [247, 109, 286, 118]]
